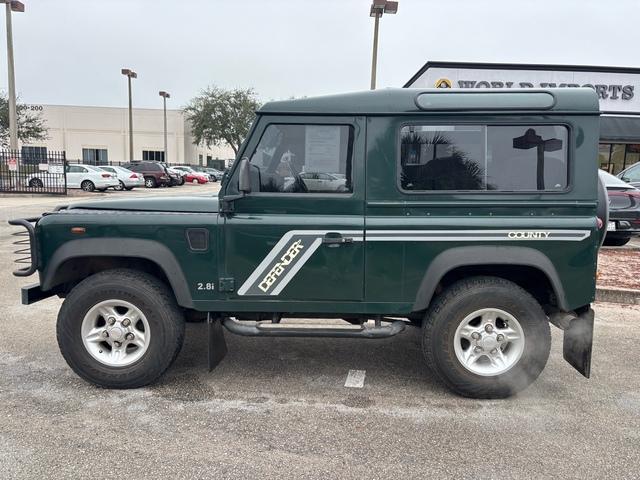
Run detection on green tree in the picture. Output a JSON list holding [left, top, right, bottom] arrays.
[[0, 93, 48, 148], [184, 86, 261, 156]]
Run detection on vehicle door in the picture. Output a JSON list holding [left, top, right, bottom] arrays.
[[300, 172, 318, 190], [65, 165, 86, 188], [316, 173, 336, 191], [221, 116, 365, 303], [101, 166, 117, 180]]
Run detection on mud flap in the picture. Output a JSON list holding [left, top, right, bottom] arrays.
[[563, 308, 594, 378], [207, 314, 228, 371]]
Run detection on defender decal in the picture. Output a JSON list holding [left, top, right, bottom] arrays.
[[236, 230, 364, 296], [238, 229, 590, 296], [258, 239, 305, 293]]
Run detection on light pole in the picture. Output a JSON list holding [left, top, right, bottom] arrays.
[[121, 68, 137, 161], [3, 1, 24, 151], [369, 1, 397, 90], [158, 91, 170, 164]]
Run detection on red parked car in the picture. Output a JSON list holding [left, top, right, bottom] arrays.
[[172, 166, 209, 184]]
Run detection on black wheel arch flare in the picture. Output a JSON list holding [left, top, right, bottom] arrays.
[[413, 245, 568, 312]]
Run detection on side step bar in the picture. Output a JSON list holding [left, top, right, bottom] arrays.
[[222, 318, 406, 339]]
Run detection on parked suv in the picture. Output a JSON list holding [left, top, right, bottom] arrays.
[[9, 88, 605, 398], [123, 161, 170, 188]]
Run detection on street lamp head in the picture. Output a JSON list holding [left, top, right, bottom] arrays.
[[121, 68, 137, 78], [383, 1, 398, 14], [370, 0, 397, 16], [7, 1, 25, 13], [159, 91, 170, 99]]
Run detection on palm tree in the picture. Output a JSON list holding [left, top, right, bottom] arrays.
[[401, 131, 484, 190]]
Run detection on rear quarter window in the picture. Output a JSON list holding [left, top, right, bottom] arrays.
[[399, 124, 569, 192]]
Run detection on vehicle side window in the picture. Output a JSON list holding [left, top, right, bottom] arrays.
[[399, 125, 568, 192], [249, 124, 354, 194], [623, 163, 640, 181], [67, 165, 85, 173]]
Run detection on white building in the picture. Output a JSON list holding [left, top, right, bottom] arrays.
[[21, 104, 235, 168]]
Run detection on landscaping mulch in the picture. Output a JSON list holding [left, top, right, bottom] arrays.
[[598, 248, 640, 290]]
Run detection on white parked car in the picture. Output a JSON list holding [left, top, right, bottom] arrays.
[[284, 172, 347, 192], [27, 164, 119, 192], [99, 165, 145, 191]]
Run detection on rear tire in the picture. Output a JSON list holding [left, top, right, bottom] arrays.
[[144, 177, 157, 188], [29, 178, 44, 188], [603, 236, 631, 246], [81, 180, 95, 192], [422, 276, 551, 399], [57, 269, 185, 389]]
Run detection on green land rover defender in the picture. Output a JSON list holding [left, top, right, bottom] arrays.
[[10, 88, 606, 398]]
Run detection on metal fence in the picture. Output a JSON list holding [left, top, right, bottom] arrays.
[[0, 150, 67, 195]]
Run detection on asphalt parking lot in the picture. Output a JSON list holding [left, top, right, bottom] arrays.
[[1, 188, 639, 479]]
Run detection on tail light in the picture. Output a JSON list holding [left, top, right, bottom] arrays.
[[101, 173, 111, 178], [129, 173, 138, 179]]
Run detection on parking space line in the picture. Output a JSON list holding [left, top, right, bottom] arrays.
[[344, 369, 366, 388]]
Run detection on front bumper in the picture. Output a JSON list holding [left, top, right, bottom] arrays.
[[95, 179, 120, 188], [21, 282, 56, 305], [122, 178, 145, 187]]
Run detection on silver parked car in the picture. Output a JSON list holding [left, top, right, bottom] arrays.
[[99, 166, 145, 191]]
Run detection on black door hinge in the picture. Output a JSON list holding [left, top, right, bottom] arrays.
[[218, 278, 235, 292]]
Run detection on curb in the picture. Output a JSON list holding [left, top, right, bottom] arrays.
[[596, 287, 640, 305]]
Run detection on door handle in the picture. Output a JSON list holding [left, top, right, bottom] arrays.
[[322, 234, 353, 246]]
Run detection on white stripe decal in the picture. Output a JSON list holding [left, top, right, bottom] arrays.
[[236, 230, 363, 296], [237, 229, 591, 296]]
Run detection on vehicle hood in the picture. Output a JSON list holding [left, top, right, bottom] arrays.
[[67, 196, 219, 213]]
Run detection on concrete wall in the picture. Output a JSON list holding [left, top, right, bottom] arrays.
[[22, 104, 235, 166]]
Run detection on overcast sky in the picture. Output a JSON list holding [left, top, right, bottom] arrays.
[[1, 0, 638, 109]]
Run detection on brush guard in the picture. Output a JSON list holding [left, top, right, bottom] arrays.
[[8, 217, 40, 277]]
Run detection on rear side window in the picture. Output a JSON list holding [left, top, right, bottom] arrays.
[[249, 124, 354, 194], [400, 125, 568, 192], [146, 163, 162, 171]]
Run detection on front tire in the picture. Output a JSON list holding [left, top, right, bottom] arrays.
[[57, 269, 185, 388], [144, 177, 157, 188], [422, 276, 551, 399], [114, 181, 125, 191]]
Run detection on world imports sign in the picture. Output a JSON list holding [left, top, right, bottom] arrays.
[[406, 63, 640, 113]]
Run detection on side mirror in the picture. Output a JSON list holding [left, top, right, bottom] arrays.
[[238, 157, 251, 193]]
